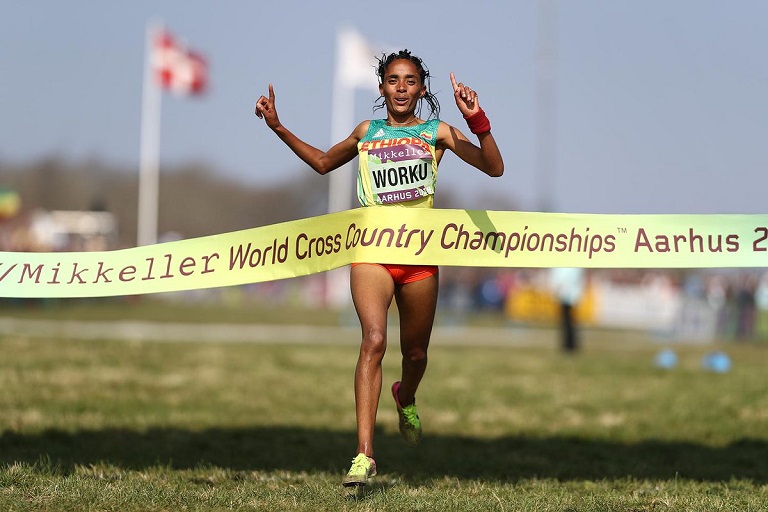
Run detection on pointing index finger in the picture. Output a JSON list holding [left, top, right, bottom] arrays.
[[450, 72, 458, 91], [268, 83, 275, 101]]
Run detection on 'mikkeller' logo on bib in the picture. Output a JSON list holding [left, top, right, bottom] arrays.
[[367, 143, 434, 204]]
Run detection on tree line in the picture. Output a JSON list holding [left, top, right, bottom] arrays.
[[1, 157, 519, 248], [1, 157, 329, 247]]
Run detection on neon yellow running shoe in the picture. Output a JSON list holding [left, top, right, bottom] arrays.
[[392, 381, 422, 446], [342, 453, 377, 487]]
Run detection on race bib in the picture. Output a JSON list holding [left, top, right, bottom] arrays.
[[366, 143, 434, 204]]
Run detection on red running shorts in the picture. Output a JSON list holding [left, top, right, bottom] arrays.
[[352, 263, 439, 285]]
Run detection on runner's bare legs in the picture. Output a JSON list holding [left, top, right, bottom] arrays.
[[350, 264, 438, 454], [394, 274, 438, 407], [350, 264, 395, 457]]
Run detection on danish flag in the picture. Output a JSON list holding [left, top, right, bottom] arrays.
[[151, 29, 207, 95]]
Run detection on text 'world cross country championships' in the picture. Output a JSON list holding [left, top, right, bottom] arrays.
[[2, 221, 767, 293]]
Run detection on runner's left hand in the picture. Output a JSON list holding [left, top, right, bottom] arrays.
[[450, 72, 480, 117]]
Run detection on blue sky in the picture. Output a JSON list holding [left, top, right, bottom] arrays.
[[1, 1, 766, 215]]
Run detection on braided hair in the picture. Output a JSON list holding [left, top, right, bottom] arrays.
[[373, 49, 440, 120]]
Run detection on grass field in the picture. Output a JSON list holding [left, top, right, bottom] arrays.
[[0, 298, 767, 511]]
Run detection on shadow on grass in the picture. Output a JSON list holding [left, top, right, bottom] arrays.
[[1, 426, 766, 484]]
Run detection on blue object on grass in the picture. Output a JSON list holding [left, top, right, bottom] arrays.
[[654, 349, 678, 369], [702, 351, 731, 373]]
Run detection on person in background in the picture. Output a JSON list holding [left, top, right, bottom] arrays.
[[549, 267, 586, 352]]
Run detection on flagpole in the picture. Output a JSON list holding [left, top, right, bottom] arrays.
[[328, 27, 355, 216], [327, 84, 353, 215], [137, 20, 162, 247], [535, 0, 557, 213], [324, 29, 357, 307]]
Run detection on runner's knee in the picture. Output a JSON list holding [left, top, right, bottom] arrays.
[[402, 343, 428, 365], [360, 326, 387, 359]]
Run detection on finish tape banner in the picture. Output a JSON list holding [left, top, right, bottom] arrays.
[[1, 207, 767, 298]]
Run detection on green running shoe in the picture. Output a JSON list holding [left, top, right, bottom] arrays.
[[342, 453, 377, 487], [392, 381, 422, 446]]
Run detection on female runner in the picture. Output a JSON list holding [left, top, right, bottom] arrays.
[[255, 49, 503, 486]]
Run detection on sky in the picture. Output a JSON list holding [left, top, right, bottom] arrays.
[[1, 1, 766, 216]]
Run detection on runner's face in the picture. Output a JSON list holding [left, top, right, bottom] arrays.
[[379, 59, 426, 118]]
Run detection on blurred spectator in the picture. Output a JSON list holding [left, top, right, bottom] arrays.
[[548, 267, 586, 353], [755, 272, 768, 341], [676, 272, 715, 341], [736, 273, 758, 340]]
